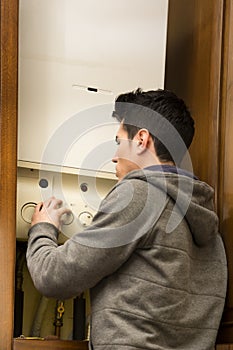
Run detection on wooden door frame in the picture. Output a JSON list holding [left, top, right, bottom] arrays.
[[0, 0, 18, 348], [217, 0, 233, 342]]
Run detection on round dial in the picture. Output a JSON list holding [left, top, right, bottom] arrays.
[[78, 211, 93, 227]]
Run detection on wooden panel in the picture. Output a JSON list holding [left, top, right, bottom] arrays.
[[0, 0, 18, 348], [217, 0, 233, 343], [165, 0, 233, 344], [165, 0, 223, 189], [216, 346, 233, 350], [13, 339, 88, 350]]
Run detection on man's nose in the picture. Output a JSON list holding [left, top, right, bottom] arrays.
[[112, 155, 118, 163]]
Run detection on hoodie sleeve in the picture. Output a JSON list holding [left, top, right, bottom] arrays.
[[26, 178, 164, 299]]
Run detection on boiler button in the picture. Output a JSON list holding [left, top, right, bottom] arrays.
[[78, 211, 93, 227], [61, 211, 74, 225], [21, 202, 37, 224]]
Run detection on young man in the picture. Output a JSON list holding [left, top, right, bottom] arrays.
[[26, 88, 227, 350]]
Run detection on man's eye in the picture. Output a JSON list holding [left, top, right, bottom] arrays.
[[115, 138, 120, 145]]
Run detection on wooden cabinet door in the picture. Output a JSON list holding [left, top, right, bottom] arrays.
[[165, 0, 233, 344], [165, 0, 223, 188], [217, 0, 233, 343], [0, 0, 18, 348]]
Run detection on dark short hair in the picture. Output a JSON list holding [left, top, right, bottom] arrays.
[[112, 88, 195, 165]]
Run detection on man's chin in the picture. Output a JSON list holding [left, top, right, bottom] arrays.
[[115, 171, 122, 181]]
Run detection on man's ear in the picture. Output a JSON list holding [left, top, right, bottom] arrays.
[[135, 129, 150, 155]]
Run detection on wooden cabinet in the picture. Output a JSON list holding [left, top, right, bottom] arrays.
[[2, 0, 233, 348], [217, 0, 233, 342], [0, 0, 18, 348], [165, 0, 233, 343], [216, 346, 233, 350], [13, 339, 88, 350], [165, 0, 223, 188]]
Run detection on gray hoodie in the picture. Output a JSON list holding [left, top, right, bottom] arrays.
[[27, 168, 227, 349]]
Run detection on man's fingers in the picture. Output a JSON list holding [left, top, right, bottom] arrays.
[[35, 202, 43, 212], [40, 197, 63, 210]]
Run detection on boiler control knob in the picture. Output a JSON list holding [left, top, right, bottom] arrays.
[[78, 211, 93, 227], [21, 202, 37, 223], [61, 211, 74, 225]]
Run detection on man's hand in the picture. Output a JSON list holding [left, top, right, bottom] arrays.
[[31, 197, 71, 230]]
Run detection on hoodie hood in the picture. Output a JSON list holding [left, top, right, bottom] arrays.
[[125, 168, 219, 247]]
